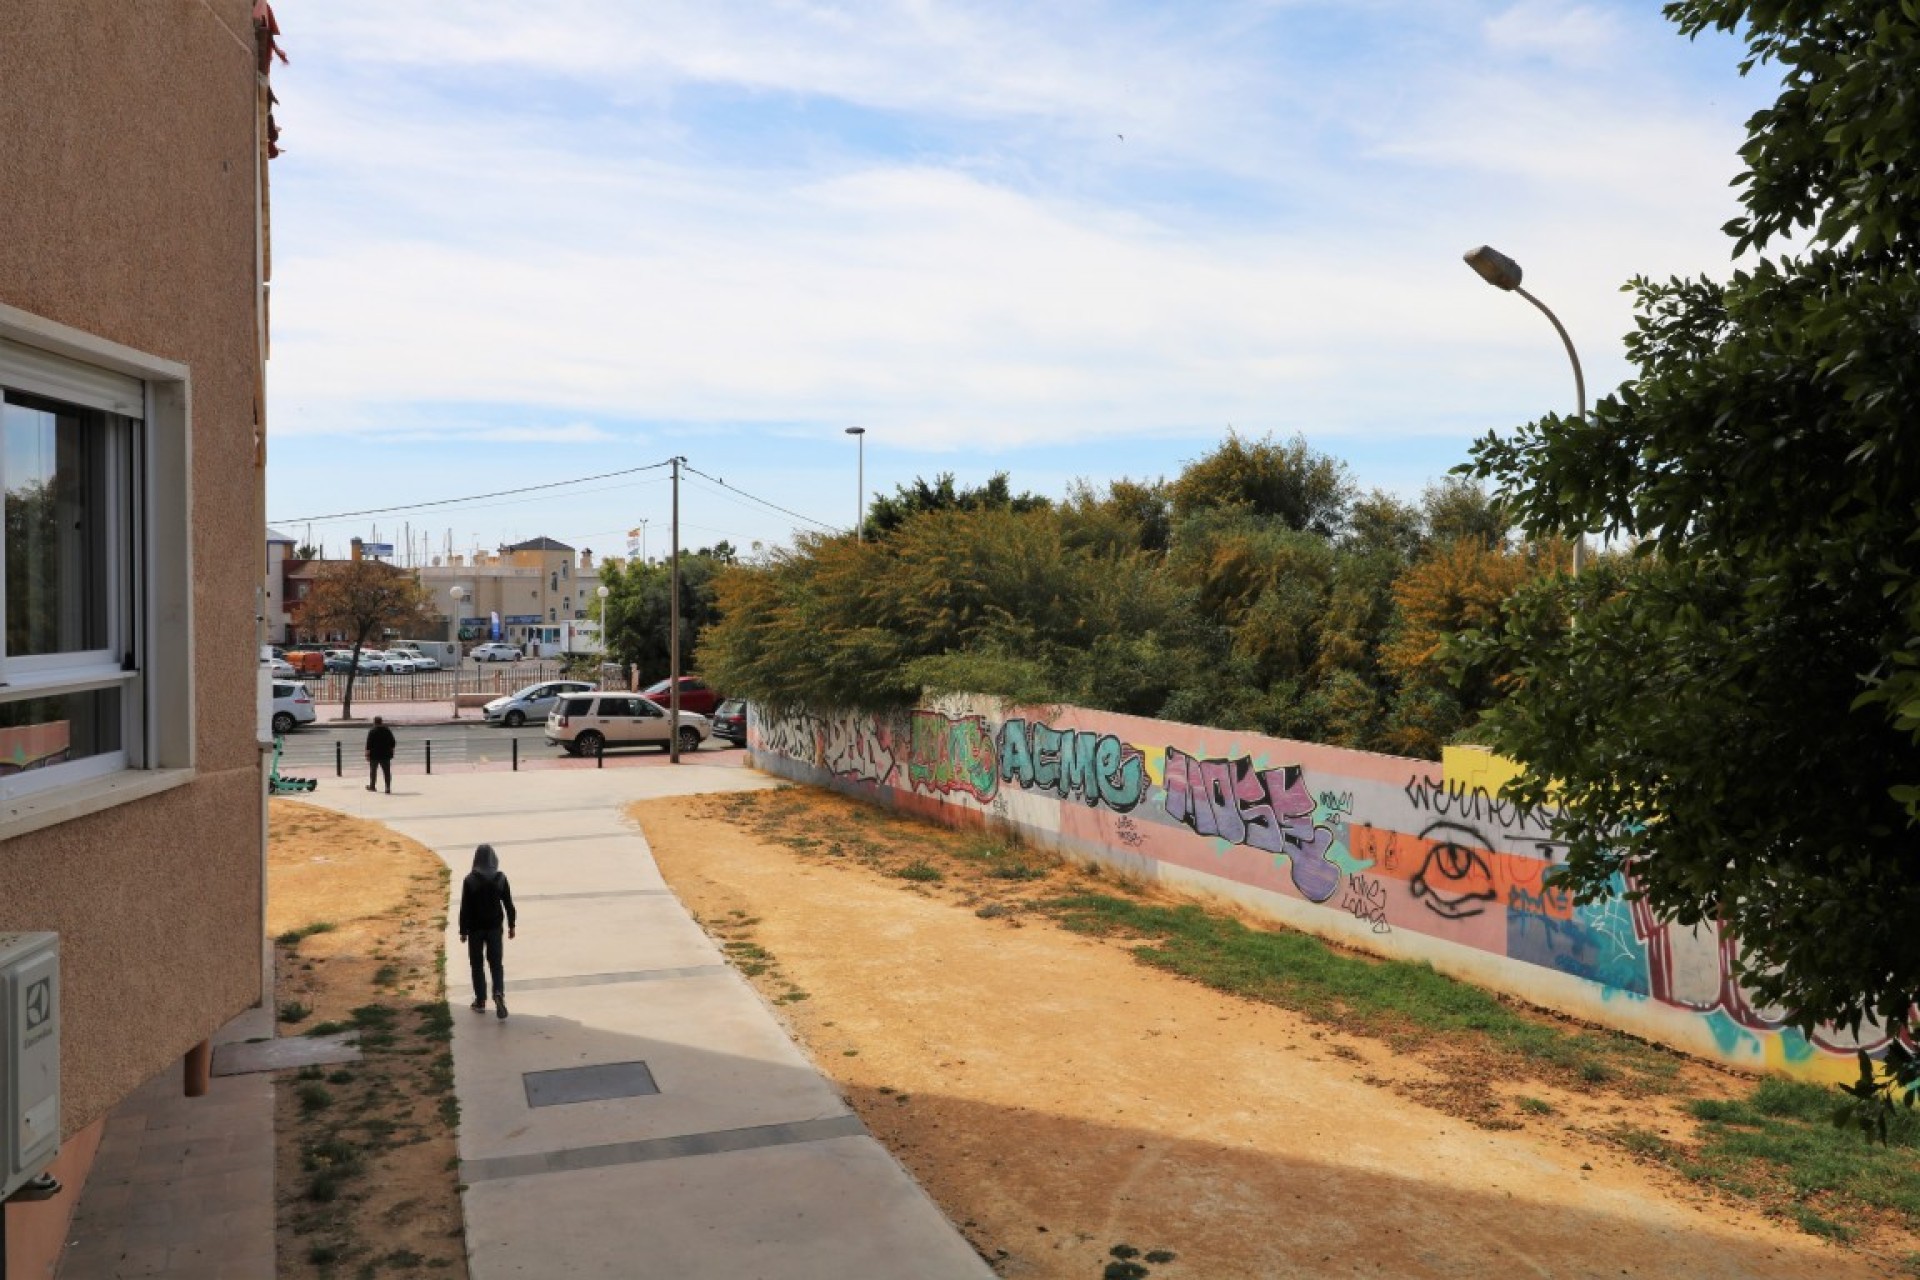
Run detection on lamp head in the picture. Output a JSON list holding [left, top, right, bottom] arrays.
[[596, 584, 609, 599], [1464, 245, 1523, 291], [845, 426, 865, 437]]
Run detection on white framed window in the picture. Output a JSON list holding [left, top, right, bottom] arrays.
[[0, 305, 194, 826]]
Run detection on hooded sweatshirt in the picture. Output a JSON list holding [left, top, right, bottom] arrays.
[[459, 843, 517, 934]]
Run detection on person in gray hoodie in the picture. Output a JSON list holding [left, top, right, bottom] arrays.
[[458, 843, 518, 1019]]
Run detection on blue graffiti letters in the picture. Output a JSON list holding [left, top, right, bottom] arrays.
[[998, 718, 1145, 812]]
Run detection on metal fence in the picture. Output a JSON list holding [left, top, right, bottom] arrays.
[[291, 661, 569, 704]]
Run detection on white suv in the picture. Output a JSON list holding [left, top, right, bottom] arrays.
[[546, 693, 710, 757], [471, 643, 523, 662]]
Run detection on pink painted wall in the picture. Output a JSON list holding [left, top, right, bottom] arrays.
[[751, 697, 1885, 1079]]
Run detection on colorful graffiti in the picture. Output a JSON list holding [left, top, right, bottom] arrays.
[[907, 711, 998, 803], [752, 701, 1877, 1078], [998, 717, 1145, 812], [1162, 748, 1342, 902]]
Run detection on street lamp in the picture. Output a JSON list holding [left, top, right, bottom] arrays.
[[1463, 245, 1586, 575], [845, 426, 866, 542], [448, 584, 469, 715]]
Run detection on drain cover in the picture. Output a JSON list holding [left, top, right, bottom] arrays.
[[522, 1060, 660, 1108]]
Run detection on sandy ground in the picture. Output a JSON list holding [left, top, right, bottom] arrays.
[[268, 799, 468, 1280], [634, 788, 1909, 1280]]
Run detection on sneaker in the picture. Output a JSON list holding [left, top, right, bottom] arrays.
[[470, 1000, 486, 1012], [365, 784, 375, 792], [495, 1000, 509, 1020]]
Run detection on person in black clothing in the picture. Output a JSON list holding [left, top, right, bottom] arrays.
[[365, 716, 396, 793], [458, 843, 518, 1018]]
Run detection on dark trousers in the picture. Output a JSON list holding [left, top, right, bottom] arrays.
[[368, 757, 392, 791], [468, 929, 505, 1004]]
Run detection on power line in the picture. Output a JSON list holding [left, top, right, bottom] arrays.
[[269, 459, 678, 524], [681, 462, 839, 533]]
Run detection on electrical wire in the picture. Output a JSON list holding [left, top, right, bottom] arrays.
[[269, 459, 677, 524], [680, 462, 840, 532]]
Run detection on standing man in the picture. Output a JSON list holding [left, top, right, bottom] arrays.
[[459, 843, 518, 1019], [365, 716, 396, 793]]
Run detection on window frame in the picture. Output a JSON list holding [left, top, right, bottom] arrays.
[[0, 303, 195, 836]]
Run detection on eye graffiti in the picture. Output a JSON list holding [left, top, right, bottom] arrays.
[[1408, 821, 1498, 920]]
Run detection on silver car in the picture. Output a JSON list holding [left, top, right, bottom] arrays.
[[484, 680, 595, 728], [546, 693, 710, 756]]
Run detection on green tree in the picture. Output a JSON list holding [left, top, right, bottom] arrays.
[[301, 560, 433, 718], [862, 471, 1051, 539], [597, 546, 732, 682], [1458, 1, 1920, 1104], [1169, 431, 1353, 536]]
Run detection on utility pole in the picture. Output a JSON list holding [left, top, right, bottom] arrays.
[[669, 457, 683, 763]]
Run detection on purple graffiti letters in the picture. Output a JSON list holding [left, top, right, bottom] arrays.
[[907, 711, 998, 802], [998, 718, 1145, 811], [1162, 748, 1341, 902]]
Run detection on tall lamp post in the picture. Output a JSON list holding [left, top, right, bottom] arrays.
[[596, 584, 615, 685], [1463, 245, 1586, 576], [845, 426, 866, 542], [448, 585, 469, 716]]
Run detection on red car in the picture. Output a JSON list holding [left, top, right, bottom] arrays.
[[641, 676, 721, 717]]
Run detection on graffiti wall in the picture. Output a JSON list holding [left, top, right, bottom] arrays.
[[750, 697, 1883, 1080]]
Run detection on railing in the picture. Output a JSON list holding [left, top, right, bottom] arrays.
[[291, 661, 568, 704]]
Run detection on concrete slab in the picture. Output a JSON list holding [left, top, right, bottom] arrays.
[[212, 1030, 360, 1077], [451, 975, 851, 1159], [463, 1136, 991, 1280], [457, 892, 725, 982]]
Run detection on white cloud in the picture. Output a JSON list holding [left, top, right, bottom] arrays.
[[1483, 1, 1625, 68]]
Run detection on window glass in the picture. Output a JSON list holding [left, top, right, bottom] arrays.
[[559, 697, 592, 716], [0, 687, 122, 775], [3, 394, 110, 658], [598, 697, 637, 717]]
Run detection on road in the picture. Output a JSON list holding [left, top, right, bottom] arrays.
[[274, 719, 739, 773]]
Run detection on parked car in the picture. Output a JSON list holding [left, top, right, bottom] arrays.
[[270, 681, 316, 735], [711, 699, 747, 746], [380, 651, 419, 674], [471, 642, 523, 663], [484, 679, 595, 728], [641, 675, 721, 717], [324, 649, 358, 673], [404, 652, 441, 671], [546, 693, 710, 757], [262, 656, 295, 679]]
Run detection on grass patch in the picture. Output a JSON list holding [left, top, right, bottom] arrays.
[[1685, 1078, 1920, 1225], [276, 921, 337, 948], [1034, 892, 1669, 1088], [297, 1083, 333, 1113], [897, 860, 943, 883], [277, 1001, 311, 1025], [1517, 1096, 1555, 1115]]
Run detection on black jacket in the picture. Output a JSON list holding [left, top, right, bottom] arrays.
[[460, 869, 516, 934], [366, 725, 396, 761]]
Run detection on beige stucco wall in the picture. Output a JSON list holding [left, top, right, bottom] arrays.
[[0, 0, 268, 1132]]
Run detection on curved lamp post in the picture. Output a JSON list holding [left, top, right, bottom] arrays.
[[845, 426, 866, 541], [1463, 245, 1586, 575]]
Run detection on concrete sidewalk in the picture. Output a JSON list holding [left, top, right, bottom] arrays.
[[308, 766, 992, 1279]]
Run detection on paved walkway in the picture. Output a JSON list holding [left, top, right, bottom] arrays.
[[61, 761, 990, 1279]]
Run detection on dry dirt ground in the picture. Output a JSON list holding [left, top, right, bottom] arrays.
[[267, 798, 468, 1280], [633, 786, 1918, 1280], [260, 786, 1916, 1280]]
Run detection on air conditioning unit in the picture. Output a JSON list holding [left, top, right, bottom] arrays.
[[1, 933, 59, 1200]]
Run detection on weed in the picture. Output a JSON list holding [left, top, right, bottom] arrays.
[[987, 863, 1047, 881], [1791, 1207, 1855, 1241], [307, 1242, 340, 1263], [777, 989, 811, 1004], [415, 1001, 454, 1042], [1517, 1096, 1555, 1116], [1609, 1126, 1673, 1159], [328, 1069, 355, 1085], [305, 1020, 349, 1037], [276, 921, 337, 949], [278, 1001, 311, 1024], [897, 860, 943, 882], [297, 1083, 333, 1113], [373, 964, 400, 987], [297, 1064, 326, 1081]]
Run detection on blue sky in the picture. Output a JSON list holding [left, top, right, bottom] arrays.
[[263, 1, 1770, 563]]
